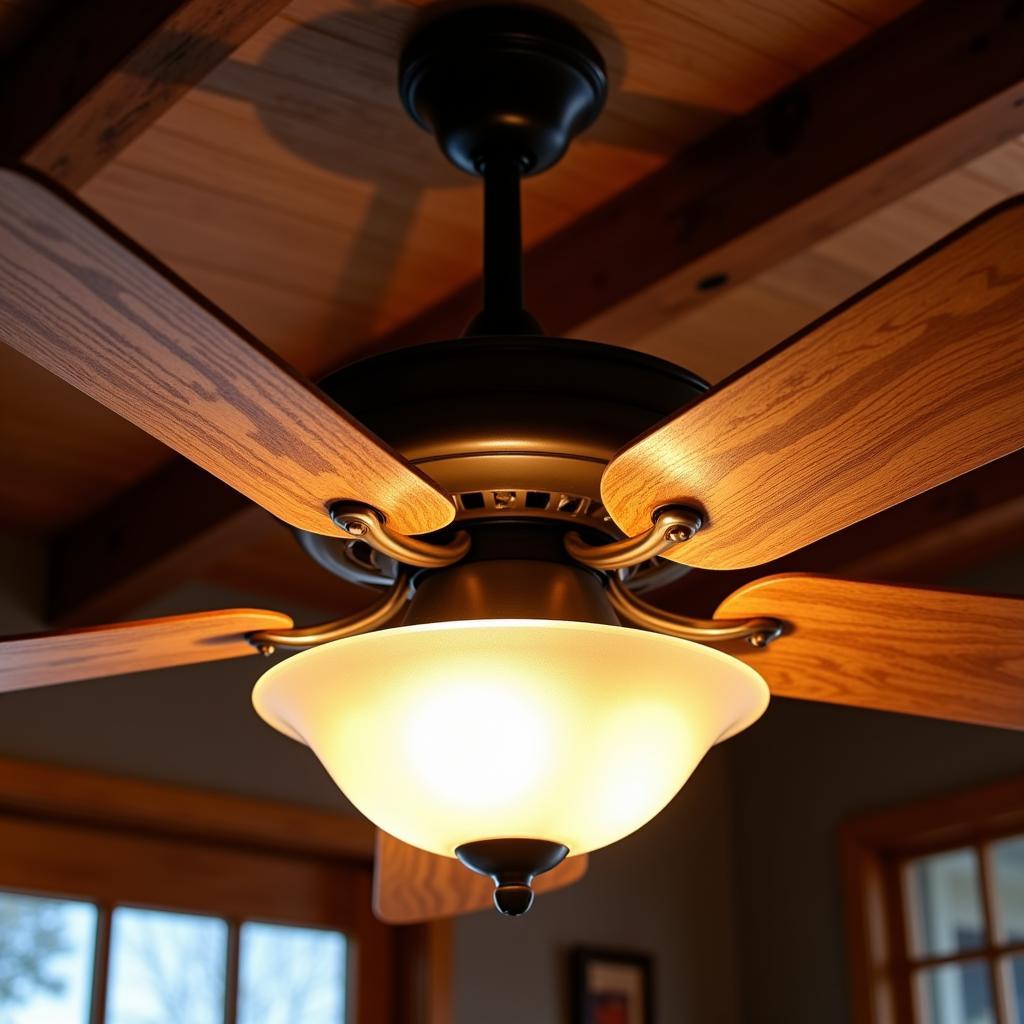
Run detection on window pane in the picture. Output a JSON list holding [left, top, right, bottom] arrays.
[[908, 848, 987, 957], [916, 961, 996, 1024], [238, 922, 347, 1024], [992, 836, 1024, 943], [1002, 954, 1024, 1024], [0, 891, 97, 1024], [105, 907, 227, 1024]]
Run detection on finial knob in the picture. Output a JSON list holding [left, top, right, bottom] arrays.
[[455, 838, 570, 917]]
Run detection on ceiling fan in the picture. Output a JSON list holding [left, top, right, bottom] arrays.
[[1, 4, 1023, 922]]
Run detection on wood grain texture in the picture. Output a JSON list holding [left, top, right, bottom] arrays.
[[373, 830, 589, 924], [0, 607, 292, 692], [717, 575, 1024, 730], [602, 198, 1024, 569], [0, 0, 182, 169], [0, 168, 455, 536], [19, 0, 294, 189], [32, 143, 1024, 620]]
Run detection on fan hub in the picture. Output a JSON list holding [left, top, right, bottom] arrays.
[[302, 337, 707, 588]]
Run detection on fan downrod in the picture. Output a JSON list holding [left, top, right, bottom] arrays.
[[400, 5, 607, 336]]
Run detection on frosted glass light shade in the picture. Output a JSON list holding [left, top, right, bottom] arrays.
[[253, 619, 768, 858]]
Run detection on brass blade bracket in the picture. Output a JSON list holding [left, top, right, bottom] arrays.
[[606, 576, 784, 649], [248, 573, 411, 654], [564, 505, 703, 571], [329, 503, 471, 569]]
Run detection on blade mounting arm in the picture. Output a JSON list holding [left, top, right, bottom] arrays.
[[248, 573, 411, 653], [329, 504, 470, 569], [565, 506, 702, 571], [607, 576, 783, 648]]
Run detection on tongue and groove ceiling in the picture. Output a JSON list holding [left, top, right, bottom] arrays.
[[0, 0, 1021, 617]]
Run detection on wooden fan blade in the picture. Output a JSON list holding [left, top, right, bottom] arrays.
[[0, 168, 454, 537], [0, 609, 292, 692], [372, 830, 589, 924], [717, 575, 1024, 730], [602, 198, 1024, 569]]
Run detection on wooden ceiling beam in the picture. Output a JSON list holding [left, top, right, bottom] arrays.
[[46, 461, 263, 626], [42, 0, 1024, 623], [0, 0, 292, 190], [374, 0, 1024, 350]]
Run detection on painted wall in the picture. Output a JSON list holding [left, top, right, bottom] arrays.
[[728, 700, 1024, 1024], [453, 749, 741, 1024]]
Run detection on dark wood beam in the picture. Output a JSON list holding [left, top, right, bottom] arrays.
[[371, 0, 1024, 349], [46, 461, 263, 626], [0, 0, 291, 189], [43, 0, 1024, 623]]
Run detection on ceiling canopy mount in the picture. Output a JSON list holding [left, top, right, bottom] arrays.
[[399, 4, 607, 178]]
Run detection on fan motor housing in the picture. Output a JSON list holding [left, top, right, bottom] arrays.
[[302, 336, 707, 588]]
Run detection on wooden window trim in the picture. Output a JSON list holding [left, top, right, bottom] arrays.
[[841, 774, 1024, 1024], [0, 755, 453, 1024]]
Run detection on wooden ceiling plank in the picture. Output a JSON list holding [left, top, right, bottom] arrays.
[[41, 0, 1024, 623], [0, 0, 294, 190]]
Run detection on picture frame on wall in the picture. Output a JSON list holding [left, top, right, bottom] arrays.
[[570, 947, 654, 1024]]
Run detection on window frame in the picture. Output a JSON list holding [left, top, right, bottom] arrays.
[[0, 755, 452, 1024], [841, 774, 1024, 1024]]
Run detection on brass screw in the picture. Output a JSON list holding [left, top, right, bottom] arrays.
[[666, 524, 693, 544], [342, 518, 368, 537]]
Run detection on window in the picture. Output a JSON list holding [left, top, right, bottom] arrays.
[[0, 757, 451, 1024], [905, 839, 1023, 1023], [0, 897, 352, 1024], [843, 776, 1024, 1024], [0, 892, 97, 1023]]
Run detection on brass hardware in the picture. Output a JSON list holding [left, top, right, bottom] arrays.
[[248, 573, 412, 651], [607, 576, 783, 648], [328, 503, 471, 569], [564, 506, 703, 571]]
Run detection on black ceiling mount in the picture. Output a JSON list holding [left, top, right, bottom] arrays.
[[455, 838, 570, 916], [399, 5, 607, 177]]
